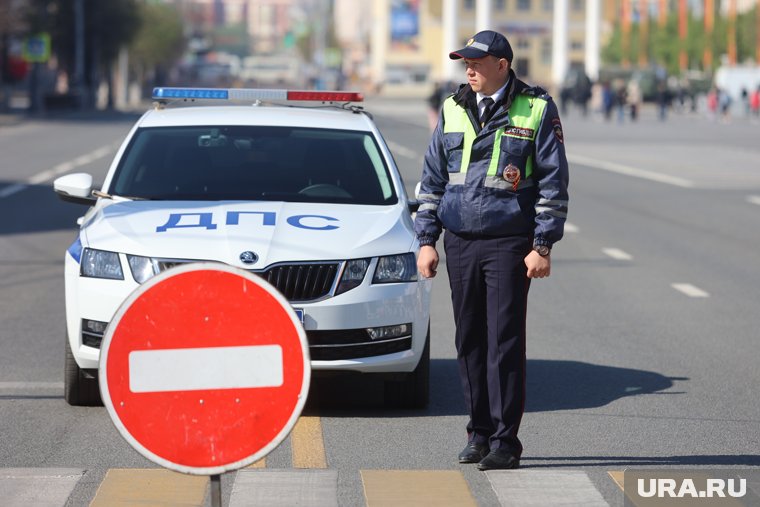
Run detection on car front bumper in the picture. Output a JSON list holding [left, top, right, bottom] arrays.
[[65, 252, 432, 373]]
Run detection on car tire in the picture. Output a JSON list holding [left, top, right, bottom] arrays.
[[64, 333, 102, 406], [384, 324, 430, 409]]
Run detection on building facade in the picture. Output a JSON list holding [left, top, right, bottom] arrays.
[[368, 0, 614, 95]]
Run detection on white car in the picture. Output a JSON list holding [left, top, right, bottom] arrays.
[[54, 88, 432, 408]]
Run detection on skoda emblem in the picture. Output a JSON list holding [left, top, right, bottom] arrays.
[[239, 251, 259, 265]]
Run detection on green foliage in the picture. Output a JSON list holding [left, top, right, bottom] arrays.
[[130, 2, 185, 72], [25, 0, 140, 69], [602, 6, 758, 74]]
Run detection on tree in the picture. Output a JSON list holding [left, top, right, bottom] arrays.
[[130, 1, 185, 89], [24, 0, 140, 107], [603, 6, 759, 75]]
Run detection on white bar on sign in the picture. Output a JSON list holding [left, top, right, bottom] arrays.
[[129, 345, 283, 393]]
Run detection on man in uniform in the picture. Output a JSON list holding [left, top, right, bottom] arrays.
[[414, 30, 569, 471]]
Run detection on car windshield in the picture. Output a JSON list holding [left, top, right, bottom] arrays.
[[110, 126, 398, 205]]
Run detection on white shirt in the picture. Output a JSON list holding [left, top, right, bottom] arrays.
[[477, 80, 510, 118]]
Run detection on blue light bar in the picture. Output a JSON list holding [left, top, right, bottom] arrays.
[[152, 87, 230, 100]]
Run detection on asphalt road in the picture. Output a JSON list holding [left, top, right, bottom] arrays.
[[1, 99, 759, 507]]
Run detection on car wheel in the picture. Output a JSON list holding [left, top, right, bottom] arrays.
[[64, 333, 102, 406], [384, 324, 430, 409]]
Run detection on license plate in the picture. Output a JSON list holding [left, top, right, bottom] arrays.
[[293, 308, 304, 323]]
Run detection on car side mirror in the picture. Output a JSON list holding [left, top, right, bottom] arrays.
[[54, 173, 96, 205], [407, 181, 423, 213]]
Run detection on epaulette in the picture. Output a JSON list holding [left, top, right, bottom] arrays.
[[520, 85, 552, 101]]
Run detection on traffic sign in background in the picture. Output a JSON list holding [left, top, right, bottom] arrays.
[[99, 263, 310, 475], [22, 33, 51, 63]]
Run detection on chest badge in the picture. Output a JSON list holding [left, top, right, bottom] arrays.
[[503, 164, 521, 191]]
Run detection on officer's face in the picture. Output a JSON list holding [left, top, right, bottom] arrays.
[[463, 56, 509, 95]]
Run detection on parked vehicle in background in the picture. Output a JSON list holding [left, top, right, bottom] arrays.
[[714, 65, 760, 112], [240, 54, 304, 88], [559, 66, 593, 115]]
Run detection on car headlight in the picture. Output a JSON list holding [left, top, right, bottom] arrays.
[[335, 258, 370, 295], [80, 248, 124, 280], [127, 255, 160, 284], [372, 253, 417, 283]]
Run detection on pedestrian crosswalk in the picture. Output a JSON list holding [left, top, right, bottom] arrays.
[[0, 466, 620, 506]]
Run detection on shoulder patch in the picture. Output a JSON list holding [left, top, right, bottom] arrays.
[[551, 118, 564, 144]]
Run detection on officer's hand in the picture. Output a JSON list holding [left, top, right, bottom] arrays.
[[525, 250, 551, 279], [417, 245, 439, 278]]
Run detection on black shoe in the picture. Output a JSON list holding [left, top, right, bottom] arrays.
[[477, 448, 520, 470], [458, 441, 489, 463]]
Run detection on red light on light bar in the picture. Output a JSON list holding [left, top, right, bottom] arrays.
[[286, 91, 364, 102]]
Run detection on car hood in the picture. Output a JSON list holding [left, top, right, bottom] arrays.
[[81, 200, 415, 268]]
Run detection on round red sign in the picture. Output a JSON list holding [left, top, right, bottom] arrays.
[[99, 263, 310, 475]]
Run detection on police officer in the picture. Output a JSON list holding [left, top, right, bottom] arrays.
[[415, 30, 569, 471]]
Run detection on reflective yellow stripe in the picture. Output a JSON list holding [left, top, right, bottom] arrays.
[[442, 97, 476, 174], [506, 96, 547, 179], [487, 127, 505, 176], [443, 94, 547, 179]]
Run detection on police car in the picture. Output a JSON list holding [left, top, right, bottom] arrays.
[[53, 87, 432, 408]]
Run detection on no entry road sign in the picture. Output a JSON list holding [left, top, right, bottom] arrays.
[[99, 263, 310, 475]]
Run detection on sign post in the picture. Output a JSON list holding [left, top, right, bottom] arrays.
[[99, 263, 310, 504]]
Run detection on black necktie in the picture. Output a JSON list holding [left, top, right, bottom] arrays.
[[480, 97, 494, 126]]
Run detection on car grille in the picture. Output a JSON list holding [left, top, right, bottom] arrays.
[[157, 260, 340, 302]]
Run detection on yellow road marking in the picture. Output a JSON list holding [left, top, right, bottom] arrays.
[[90, 469, 207, 506], [291, 416, 327, 468], [361, 470, 477, 507], [609, 470, 624, 490], [246, 458, 266, 468]]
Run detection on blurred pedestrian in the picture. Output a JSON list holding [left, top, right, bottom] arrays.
[[427, 82, 445, 132], [614, 79, 627, 123], [750, 86, 760, 119], [655, 81, 670, 121], [740, 87, 750, 117], [627, 80, 642, 121], [707, 87, 719, 120], [719, 88, 732, 123], [601, 81, 614, 121], [415, 30, 569, 471]]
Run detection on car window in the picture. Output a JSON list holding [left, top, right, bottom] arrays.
[[110, 126, 398, 205]]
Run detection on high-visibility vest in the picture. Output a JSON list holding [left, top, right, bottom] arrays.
[[442, 94, 547, 180]]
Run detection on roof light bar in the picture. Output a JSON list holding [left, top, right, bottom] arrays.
[[152, 87, 363, 103]]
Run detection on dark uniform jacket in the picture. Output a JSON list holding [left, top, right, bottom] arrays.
[[415, 70, 569, 248]]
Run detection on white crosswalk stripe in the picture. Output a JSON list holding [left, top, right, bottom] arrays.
[[0, 469, 84, 507], [229, 469, 339, 507], [0, 467, 612, 506], [487, 469, 609, 506]]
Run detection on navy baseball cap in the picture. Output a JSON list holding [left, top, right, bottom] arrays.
[[449, 30, 513, 62]]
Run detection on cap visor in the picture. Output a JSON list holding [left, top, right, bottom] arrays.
[[449, 47, 489, 60]]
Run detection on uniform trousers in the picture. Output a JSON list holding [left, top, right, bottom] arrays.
[[443, 230, 531, 456]]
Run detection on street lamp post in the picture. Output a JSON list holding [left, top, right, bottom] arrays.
[[74, 0, 85, 108]]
